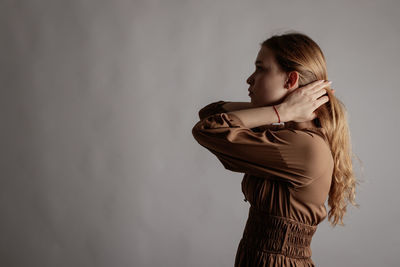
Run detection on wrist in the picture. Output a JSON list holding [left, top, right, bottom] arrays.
[[275, 103, 291, 123]]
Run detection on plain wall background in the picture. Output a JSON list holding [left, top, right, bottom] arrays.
[[1, 0, 399, 266]]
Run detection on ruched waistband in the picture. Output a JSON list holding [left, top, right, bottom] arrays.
[[239, 206, 317, 259]]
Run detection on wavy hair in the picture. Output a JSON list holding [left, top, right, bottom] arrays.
[[261, 31, 362, 227]]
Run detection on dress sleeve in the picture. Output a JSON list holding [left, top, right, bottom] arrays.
[[191, 112, 332, 189]]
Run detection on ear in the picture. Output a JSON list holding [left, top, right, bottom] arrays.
[[284, 71, 300, 89]]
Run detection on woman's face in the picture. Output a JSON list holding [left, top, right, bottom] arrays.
[[247, 46, 295, 107]]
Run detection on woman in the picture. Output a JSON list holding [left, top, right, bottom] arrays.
[[191, 32, 360, 267]]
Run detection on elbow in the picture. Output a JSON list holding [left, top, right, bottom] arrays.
[[191, 124, 198, 139], [191, 123, 216, 151], [191, 123, 204, 144]]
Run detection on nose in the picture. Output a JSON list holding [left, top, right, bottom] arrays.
[[246, 76, 251, 85], [246, 72, 254, 85]]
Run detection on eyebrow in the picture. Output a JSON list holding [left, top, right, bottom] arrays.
[[255, 60, 264, 65]]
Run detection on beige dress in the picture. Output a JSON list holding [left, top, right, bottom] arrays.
[[192, 101, 334, 267]]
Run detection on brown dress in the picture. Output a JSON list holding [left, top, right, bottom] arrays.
[[192, 101, 334, 267]]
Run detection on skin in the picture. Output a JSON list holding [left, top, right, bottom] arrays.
[[245, 45, 334, 130]]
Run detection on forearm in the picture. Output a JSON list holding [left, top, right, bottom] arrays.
[[221, 101, 255, 112], [226, 103, 290, 129]]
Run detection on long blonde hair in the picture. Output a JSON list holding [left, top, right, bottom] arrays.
[[262, 31, 362, 227]]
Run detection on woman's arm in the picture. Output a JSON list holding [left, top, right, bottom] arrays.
[[222, 80, 332, 128], [225, 103, 290, 129], [220, 102, 254, 112], [199, 101, 267, 121]]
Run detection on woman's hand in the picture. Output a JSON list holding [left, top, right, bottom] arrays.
[[279, 80, 333, 123]]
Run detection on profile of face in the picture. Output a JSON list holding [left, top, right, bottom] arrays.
[[247, 45, 297, 107]]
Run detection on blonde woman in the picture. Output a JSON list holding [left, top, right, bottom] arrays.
[[192, 32, 359, 267]]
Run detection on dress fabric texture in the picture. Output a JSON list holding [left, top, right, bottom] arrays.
[[192, 101, 334, 267]]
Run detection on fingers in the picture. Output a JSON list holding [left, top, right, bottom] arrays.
[[298, 80, 334, 111], [310, 80, 332, 93], [300, 80, 323, 92], [314, 95, 330, 108], [313, 87, 331, 100], [308, 81, 333, 99], [306, 80, 328, 90], [298, 80, 332, 96]]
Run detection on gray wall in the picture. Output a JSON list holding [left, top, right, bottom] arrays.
[[1, 0, 398, 266]]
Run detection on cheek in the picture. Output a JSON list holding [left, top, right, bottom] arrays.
[[255, 75, 279, 94], [254, 75, 286, 103]]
